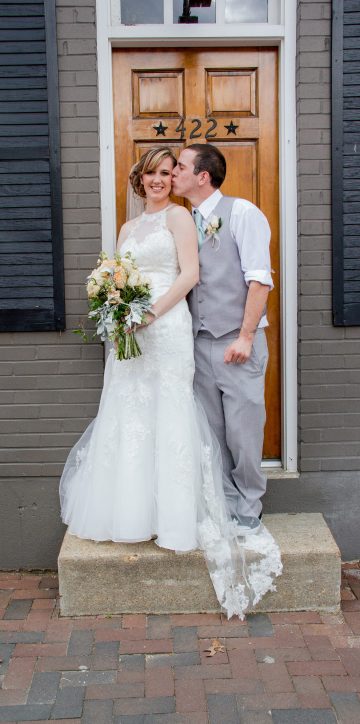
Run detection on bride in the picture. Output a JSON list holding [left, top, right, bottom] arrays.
[[60, 146, 282, 619]]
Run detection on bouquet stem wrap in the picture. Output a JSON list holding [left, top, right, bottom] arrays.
[[120, 331, 142, 361]]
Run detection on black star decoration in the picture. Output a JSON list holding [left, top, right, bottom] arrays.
[[153, 121, 168, 136], [224, 120, 238, 136]]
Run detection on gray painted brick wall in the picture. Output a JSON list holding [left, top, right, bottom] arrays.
[[0, 0, 103, 568], [297, 0, 360, 473]]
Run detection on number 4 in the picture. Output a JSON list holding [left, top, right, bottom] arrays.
[[175, 118, 186, 139]]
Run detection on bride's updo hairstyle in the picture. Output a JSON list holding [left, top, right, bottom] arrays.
[[130, 147, 177, 198]]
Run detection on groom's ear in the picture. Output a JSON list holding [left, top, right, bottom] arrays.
[[198, 170, 211, 186]]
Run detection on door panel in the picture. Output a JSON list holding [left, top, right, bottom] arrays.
[[133, 70, 185, 117], [113, 48, 280, 460], [206, 69, 257, 117], [215, 142, 258, 203]]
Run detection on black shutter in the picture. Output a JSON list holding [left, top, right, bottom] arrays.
[[0, 0, 65, 332], [332, 0, 360, 325]]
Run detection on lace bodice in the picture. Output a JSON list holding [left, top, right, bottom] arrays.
[[120, 206, 180, 303]]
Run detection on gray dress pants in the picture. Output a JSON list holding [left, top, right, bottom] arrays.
[[193, 328, 269, 519]]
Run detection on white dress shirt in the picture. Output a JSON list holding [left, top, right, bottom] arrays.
[[194, 190, 273, 328]]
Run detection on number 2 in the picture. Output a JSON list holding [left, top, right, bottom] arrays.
[[205, 118, 217, 139], [189, 118, 201, 139]]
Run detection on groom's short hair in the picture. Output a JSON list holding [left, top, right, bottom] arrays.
[[187, 144, 226, 189]]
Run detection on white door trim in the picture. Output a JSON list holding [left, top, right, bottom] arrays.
[[95, 0, 298, 473], [96, 0, 116, 258], [279, 0, 298, 473]]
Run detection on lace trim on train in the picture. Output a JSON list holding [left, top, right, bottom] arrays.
[[198, 444, 283, 620]]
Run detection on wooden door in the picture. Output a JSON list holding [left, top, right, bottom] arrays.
[[113, 48, 280, 460]]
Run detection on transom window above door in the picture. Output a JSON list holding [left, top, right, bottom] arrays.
[[111, 0, 282, 26]]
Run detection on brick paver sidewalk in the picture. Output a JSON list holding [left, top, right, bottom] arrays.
[[0, 567, 359, 723]]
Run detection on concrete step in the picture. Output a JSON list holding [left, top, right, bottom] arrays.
[[58, 513, 341, 616]]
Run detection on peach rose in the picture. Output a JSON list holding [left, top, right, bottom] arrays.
[[108, 290, 122, 305], [113, 266, 127, 289]]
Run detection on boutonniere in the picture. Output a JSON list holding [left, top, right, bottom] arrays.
[[205, 216, 222, 237], [204, 216, 222, 251]]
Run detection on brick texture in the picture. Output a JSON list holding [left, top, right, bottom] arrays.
[[0, 570, 359, 721], [297, 0, 360, 472]]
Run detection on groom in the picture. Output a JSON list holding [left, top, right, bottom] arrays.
[[172, 143, 273, 534]]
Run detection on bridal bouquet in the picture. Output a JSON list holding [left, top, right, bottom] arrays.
[[82, 251, 152, 361]]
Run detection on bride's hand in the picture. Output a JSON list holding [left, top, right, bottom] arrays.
[[144, 312, 157, 326], [133, 312, 157, 331], [125, 312, 157, 333]]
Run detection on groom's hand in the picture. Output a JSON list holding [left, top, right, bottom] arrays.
[[224, 331, 254, 364]]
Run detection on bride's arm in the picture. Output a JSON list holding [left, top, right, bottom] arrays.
[[151, 206, 199, 320]]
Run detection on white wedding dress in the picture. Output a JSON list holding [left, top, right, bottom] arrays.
[[60, 206, 282, 619]]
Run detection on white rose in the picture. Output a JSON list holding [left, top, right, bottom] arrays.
[[127, 271, 142, 287], [90, 268, 104, 285], [87, 280, 100, 298], [121, 257, 134, 273]]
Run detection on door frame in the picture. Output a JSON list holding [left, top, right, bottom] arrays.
[[95, 0, 298, 474]]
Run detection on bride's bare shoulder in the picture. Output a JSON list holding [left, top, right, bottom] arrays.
[[167, 204, 192, 222], [117, 218, 137, 249], [168, 204, 194, 230], [121, 218, 136, 234]]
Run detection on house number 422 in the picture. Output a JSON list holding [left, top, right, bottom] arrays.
[[175, 118, 217, 139]]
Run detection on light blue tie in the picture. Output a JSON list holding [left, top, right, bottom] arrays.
[[193, 209, 206, 248]]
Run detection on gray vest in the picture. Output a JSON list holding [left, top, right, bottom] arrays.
[[188, 196, 249, 338]]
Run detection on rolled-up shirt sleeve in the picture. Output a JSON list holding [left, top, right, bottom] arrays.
[[230, 200, 274, 290]]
